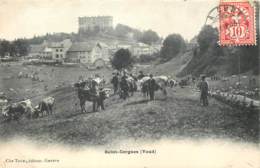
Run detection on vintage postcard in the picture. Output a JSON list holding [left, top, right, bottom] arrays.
[[0, 0, 259, 168]]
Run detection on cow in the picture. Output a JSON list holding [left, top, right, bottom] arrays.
[[167, 79, 177, 88], [2, 99, 34, 121], [126, 77, 137, 96], [0, 97, 8, 118], [179, 78, 189, 88], [137, 76, 150, 93], [74, 82, 111, 112], [139, 76, 168, 98], [141, 80, 162, 98], [18, 71, 23, 78], [93, 77, 106, 87], [95, 88, 111, 111], [34, 97, 55, 118]]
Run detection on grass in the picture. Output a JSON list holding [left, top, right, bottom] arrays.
[[0, 63, 259, 147], [0, 85, 258, 146]]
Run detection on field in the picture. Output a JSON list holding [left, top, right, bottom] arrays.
[[0, 62, 259, 147], [0, 62, 113, 104]]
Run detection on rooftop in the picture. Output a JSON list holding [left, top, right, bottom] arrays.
[[67, 42, 97, 52]]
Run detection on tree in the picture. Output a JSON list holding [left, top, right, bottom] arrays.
[[114, 24, 133, 38], [160, 34, 186, 61], [13, 39, 29, 56], [111, 49, 134, 70], [140, 30, 160, 45], [132, 29, 143, 41], [197, 25, 218, 52], [0, 40, 11, 57]]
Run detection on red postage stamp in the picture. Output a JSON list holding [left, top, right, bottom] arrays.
[[219, 0, 256, 46]]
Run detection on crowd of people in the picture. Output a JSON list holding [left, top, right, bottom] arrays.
[[75, 69, 162, 113], [111, 70, 162, 101], [75, 69, 213, 111]]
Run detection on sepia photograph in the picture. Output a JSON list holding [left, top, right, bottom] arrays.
[[0, 0, 259, 167]]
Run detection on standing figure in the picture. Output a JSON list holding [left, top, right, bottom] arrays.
[[120, 75, 129, 100], [128, 73, 137, 96], [90, 80, 99, 111], [97, 88, 106, 110], [137, 71, 145, 80], [148, 74, 156, 101], [199, 76, 209, 106], [111, 73, 119, 94]]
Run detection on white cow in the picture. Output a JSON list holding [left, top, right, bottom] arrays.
[[3, 99, 34, 120], [35, 97, 55, 117]]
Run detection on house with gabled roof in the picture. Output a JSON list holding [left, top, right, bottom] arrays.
[[50, 39, 72, 62], [65, 41, 110, 66], [28, 39, 72, 62]]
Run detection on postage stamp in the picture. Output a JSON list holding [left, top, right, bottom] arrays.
[[219, 0, 256, 46]]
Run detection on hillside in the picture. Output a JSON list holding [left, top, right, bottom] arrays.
[[26, 23, 159, 46], [178, 47, 227, 77], [178, 24, 259, 77], [0, 63, 258, 146], [139, 51, 193, 78], [178, 45, 259, 77]]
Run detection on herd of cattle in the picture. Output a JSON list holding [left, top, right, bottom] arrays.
[[0, 74, 180, 122], [18, 71, 43, 82], [1, 71, 259, 123], [0, 96, 55, 121], [74, 75, 177, 113]]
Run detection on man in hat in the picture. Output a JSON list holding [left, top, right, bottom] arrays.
[[148, 74, 156, 100], [199, 75, 209, 106], [137, 71, 145, 80]]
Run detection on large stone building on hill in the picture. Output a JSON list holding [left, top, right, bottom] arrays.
[[78, 16, 113, 33]]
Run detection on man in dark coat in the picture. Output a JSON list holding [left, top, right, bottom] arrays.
[[120, 75, 129, 100], [199, 76, 209, 106], [148, 74, 156, 100], [90, 80, 99, 111], [97, 88, 106, 110], [111, 73, 119, 94]]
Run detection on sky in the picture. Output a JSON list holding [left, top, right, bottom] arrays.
[[0, 0, 219, 41]]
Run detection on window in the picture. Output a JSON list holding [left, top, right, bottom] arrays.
[[56, 49, 59, 52], [56, 54, 59, 58], [60, 49, 63, 52]]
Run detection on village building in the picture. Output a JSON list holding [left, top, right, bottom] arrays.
[[49, 39, 72, 62], [40, 47, 52, 59], [151, 42, 162, 52], [28, 39, 72, 62], [131, 43, 159, 58], [65, 42, 110, 67], [109, 42, 159, 58]]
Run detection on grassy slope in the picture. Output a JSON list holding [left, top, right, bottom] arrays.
[[140, 51, 193, 78], [0, 85, 258, 146], [0, 62, 258, 147]]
